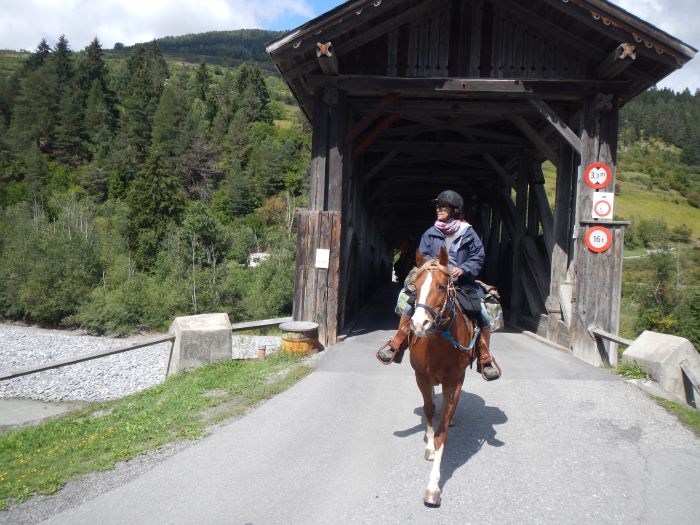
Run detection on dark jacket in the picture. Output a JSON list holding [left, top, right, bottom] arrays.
[[418, 223, 485, 296]]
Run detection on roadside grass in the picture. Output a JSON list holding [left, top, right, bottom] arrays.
[[653, 397, 700, 437], [613, 360, 647, 379], [0, 352, 312, 511]]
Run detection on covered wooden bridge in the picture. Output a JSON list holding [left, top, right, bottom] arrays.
[[266, 0, 695, 364]]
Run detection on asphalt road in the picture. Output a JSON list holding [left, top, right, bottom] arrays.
[[9, 288, 700, 525]]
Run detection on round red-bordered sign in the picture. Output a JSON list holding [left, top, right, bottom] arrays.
[[585, 226, 612, 253], [584, 162, 611, 189], [593, 199, 612, 218]]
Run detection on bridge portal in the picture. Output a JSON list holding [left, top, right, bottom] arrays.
[[266, 0, 696, 364]]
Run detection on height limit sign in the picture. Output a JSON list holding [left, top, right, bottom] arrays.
[[592, 192, 614, 219]]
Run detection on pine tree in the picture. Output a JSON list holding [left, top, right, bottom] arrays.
[[233, 64, 272, 123], [195, 61, 212, 102], [23, 39, 51, 72], [53, 84, 85, 165], [51, 35, 73, 84], [127, 154, 186, 266], [150, 79, 186, 163], [77, 38, 108, 92]]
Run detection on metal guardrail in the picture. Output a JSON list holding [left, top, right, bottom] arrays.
[[0, 334, 176, 381], [680, 360, 700, 411], [231, 317, 292, 332], [588, 325, 634, 367]]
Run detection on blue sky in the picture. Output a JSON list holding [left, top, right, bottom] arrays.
[[0, 0, 697, 91]]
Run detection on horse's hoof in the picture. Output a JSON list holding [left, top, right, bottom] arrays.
[[424, 449, 435, 461], [423, 489, 441, 507]]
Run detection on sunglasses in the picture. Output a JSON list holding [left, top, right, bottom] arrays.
[[435, 204, 452, 210]]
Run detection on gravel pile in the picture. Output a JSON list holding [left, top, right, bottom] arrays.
[[0, 324, 280, 403]]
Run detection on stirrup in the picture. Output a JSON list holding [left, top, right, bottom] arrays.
[[480, 357, 502, 381], [376, 342, 398, 365]]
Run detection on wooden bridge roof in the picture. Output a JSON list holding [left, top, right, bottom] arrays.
[[266, 0, 696, 245]]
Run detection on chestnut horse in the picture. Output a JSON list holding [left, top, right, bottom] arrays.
[[408, 247, 483, 507]]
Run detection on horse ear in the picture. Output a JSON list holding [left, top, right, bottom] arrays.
[[415, 248, 425, 267], [438, 246, 448, 266]]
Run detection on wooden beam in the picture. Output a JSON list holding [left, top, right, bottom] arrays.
[[352, 113, 399, 158], [345, 92, 400, 144], [367, 141, 523, 156], [351, 98, 537, 117], [310, 75, 630, 97], [596, 43, 636, 79], [316, 42, 339, 76], [510, 115, 558, 165], [528, 96, 582, 154]]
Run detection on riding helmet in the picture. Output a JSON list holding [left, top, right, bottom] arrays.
[[432, 190, 464, 210]]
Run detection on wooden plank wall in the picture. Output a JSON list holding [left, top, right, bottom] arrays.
[[489, 4, 587, 79], [294, 210, 342, 346]]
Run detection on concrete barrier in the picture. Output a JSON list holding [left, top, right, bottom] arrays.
[[167, 313, 232, 376], [622, 330, 700, 405]]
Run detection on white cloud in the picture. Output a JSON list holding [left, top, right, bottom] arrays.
[[0, 0, 696, 91], [0, 0, 314, 51]]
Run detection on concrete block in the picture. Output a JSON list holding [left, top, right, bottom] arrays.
[[167, 313, 232, 376], [622, 330, 700, 404]]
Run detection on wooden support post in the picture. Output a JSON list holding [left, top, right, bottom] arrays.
[[310, 87, 349, 211], [572, 96, 625, 366], [293, 210, 343, 347], [510, 155, 529, 321], [546, 143, 575, 342]]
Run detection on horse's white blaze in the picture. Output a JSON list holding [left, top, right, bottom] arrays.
[[411, 271, 433, 333], [426, 445, 444, 493]]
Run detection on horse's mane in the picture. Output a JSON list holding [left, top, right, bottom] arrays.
[[415, 258, 450, 278]]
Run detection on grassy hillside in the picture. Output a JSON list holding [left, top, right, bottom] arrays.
[[542, 161, 700, 240]]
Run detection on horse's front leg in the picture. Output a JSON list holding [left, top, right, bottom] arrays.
[[424, 381, 462, 508], [414, 374, 436, 461]]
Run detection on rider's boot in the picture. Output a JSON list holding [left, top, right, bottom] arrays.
[[377, 314, 411, 364], [478, 326, 501, 380]]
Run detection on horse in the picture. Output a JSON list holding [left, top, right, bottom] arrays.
[[408, 246, 484, 507]]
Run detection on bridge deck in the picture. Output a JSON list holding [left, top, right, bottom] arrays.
[[8, 286, 700, 524]]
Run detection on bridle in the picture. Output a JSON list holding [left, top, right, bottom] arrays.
[[413, 259, 481, 353], [413, 260, 456, 330]]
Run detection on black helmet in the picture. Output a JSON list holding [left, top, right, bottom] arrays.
[[432, 190, 463, 210]]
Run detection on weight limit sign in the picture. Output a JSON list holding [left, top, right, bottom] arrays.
[[585, 226, 612, 253]]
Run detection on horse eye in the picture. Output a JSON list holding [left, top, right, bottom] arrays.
[[438, 284, 447, 291]]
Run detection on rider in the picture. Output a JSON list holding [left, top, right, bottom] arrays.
[[377, 190, 500, 380]]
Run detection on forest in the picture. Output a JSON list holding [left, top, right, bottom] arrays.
[[0, 35, 310, 334], [0, 32, 698, 345]]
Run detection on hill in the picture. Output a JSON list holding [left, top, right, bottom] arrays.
[[109, 29, 283, 71]]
